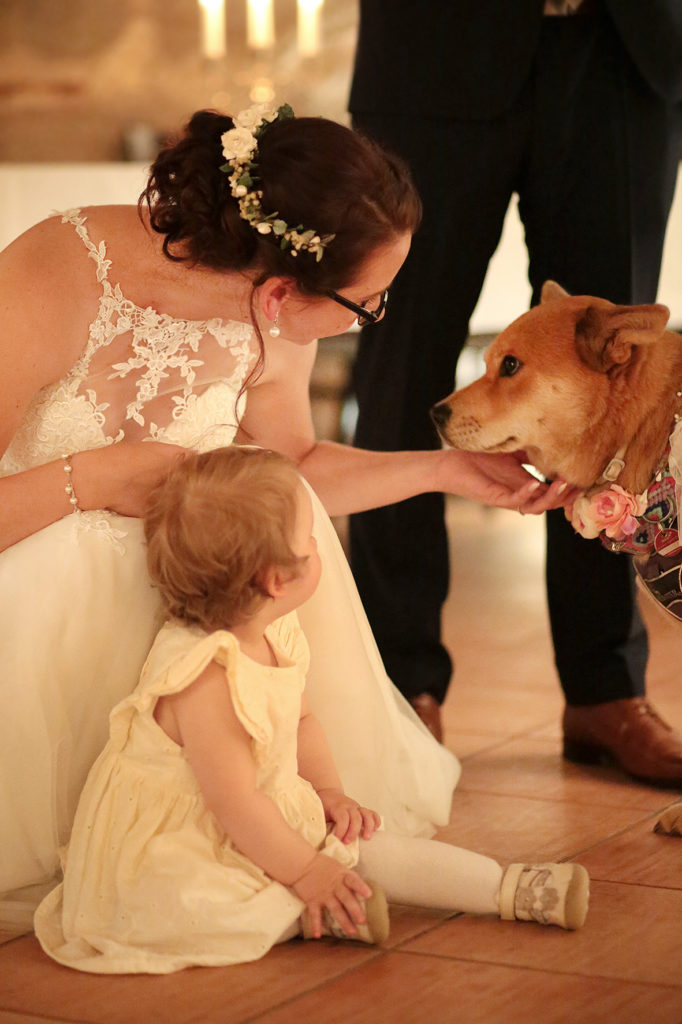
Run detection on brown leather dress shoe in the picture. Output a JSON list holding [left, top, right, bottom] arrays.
[[563, 698, 682, 786], [409, 693, 443, 743]]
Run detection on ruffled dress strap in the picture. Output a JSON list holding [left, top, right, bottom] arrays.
[[266, 611, 310, 675], [111, 622, 274, 750]]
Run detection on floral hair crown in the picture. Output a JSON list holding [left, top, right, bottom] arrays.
[[220, 103, 334, 262]]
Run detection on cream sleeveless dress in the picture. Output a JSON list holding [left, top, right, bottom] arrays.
[[0, 209, 459, 929], [34, 614, 358, 973]]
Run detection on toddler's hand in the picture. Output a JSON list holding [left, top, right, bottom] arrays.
[[292, 853, 372, 938], [317, 788, 381, 844]]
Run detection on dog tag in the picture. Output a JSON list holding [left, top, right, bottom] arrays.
[[643, 475, 676, 524], [654, 528, 682, 557]]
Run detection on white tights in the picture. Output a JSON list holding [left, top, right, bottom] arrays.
[[357, 832, 502, 916], [277, 833, 504, 943]]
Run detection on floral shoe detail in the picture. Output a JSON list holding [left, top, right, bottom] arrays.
[[654, 802, 682, 837], [299, 880, 390, 945], [499, 862, 589, 930]]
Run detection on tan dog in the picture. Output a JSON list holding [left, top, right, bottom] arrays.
[[431, 281, 682, 818], [432, 281, 682, 623], [431, 281, 682, 497]]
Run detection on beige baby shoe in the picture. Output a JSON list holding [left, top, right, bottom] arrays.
[[654, 802, 682, 837], [499, 862, 589, 930], [300, 880, 390, 944]]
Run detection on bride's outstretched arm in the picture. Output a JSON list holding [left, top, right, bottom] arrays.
[[298, 440, 576, 517], [237, 339, 578, 518]]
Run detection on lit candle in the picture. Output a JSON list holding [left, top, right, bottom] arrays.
[[247, 0, 275, 49], [197, 0, 226, 60], [297, 0, 323, 57]]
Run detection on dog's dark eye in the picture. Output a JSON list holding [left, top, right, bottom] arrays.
[[500, 355, 522, 378]]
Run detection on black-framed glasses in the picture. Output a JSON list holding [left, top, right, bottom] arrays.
[[326, 288, 388, 326]]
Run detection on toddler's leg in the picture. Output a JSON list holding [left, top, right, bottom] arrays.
[[358, 833, 589, 929], [357, 832, 502, 915]]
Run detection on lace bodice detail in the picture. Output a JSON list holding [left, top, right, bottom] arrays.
[[0, 209, 259, 476]]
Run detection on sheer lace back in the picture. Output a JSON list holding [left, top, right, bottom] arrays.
[[0, 209, 259, 476]]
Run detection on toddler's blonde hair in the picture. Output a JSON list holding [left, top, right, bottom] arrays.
[[144, 447, 305, 631]]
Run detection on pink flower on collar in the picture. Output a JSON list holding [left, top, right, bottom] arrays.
[[568, 484, 648, 541]]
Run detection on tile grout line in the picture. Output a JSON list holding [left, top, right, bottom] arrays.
[[381, 946, 682, 990], [243, 913, 466, 1024], [243, 949, 389, 1024]]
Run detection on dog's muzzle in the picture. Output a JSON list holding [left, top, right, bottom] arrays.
[[430, 402, 451, 433]]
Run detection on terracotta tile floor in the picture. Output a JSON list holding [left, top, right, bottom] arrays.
[[1, 499, 681, 1024]]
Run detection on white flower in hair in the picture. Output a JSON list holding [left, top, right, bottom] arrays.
[[218, 102, 335, 262], [220, 125, 258, 164], [235, 103, 279, 133]]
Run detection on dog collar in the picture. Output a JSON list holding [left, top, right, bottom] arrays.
[[598, 385, 682, 488], [601, 453, 677, 557], [575, 411, 682, 623], [628, 463, 682, 622], [598, 446, 627, 484], [599, 451, 682, 622]]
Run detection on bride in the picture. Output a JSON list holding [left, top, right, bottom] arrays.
[[0, 104, 568, 928]]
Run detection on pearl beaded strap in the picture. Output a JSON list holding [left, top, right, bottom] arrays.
[[61, 454, 82, 514]]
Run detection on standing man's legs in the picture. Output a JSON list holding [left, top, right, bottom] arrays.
[[519, 11, 682, 779], [349, 109, 528, 734]]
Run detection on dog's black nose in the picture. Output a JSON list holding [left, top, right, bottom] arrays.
[[430, 402, 451, 428]]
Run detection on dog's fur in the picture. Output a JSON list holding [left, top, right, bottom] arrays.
[[432, 281, 682, 496]]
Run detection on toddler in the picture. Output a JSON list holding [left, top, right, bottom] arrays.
[[34, 447, 589, 973]]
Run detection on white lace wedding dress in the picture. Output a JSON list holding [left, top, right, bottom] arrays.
[[0, 210, 460, 929]]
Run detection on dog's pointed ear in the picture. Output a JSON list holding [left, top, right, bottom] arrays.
[[541, 281, 570, 304], [575, 302, 670, 372]]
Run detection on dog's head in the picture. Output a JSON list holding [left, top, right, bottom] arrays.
[[431, 282, 671, 487]]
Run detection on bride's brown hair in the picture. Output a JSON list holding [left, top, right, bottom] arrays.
[[140, 109, 421, 400], [141, 109, 421, 295]]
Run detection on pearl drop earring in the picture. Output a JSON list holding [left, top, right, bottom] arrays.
[[269, 312, 281, 338]]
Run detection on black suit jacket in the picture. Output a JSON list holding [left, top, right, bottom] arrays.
[[349, 0, 682, 119]]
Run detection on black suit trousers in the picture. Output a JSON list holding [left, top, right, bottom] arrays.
[[349, 13, 682, 704]]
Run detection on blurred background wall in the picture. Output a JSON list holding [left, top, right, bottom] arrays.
[[1, 0, 680, 336], [0, 0, 357, 161]]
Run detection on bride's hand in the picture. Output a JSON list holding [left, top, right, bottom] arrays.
[[436, 448, 581, 514], [74, 442, 186, 518]]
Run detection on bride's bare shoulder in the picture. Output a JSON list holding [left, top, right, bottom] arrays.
[[0, 207, 137, 384], [1, 207, 118, 280], [0, 205, 143, 268]]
